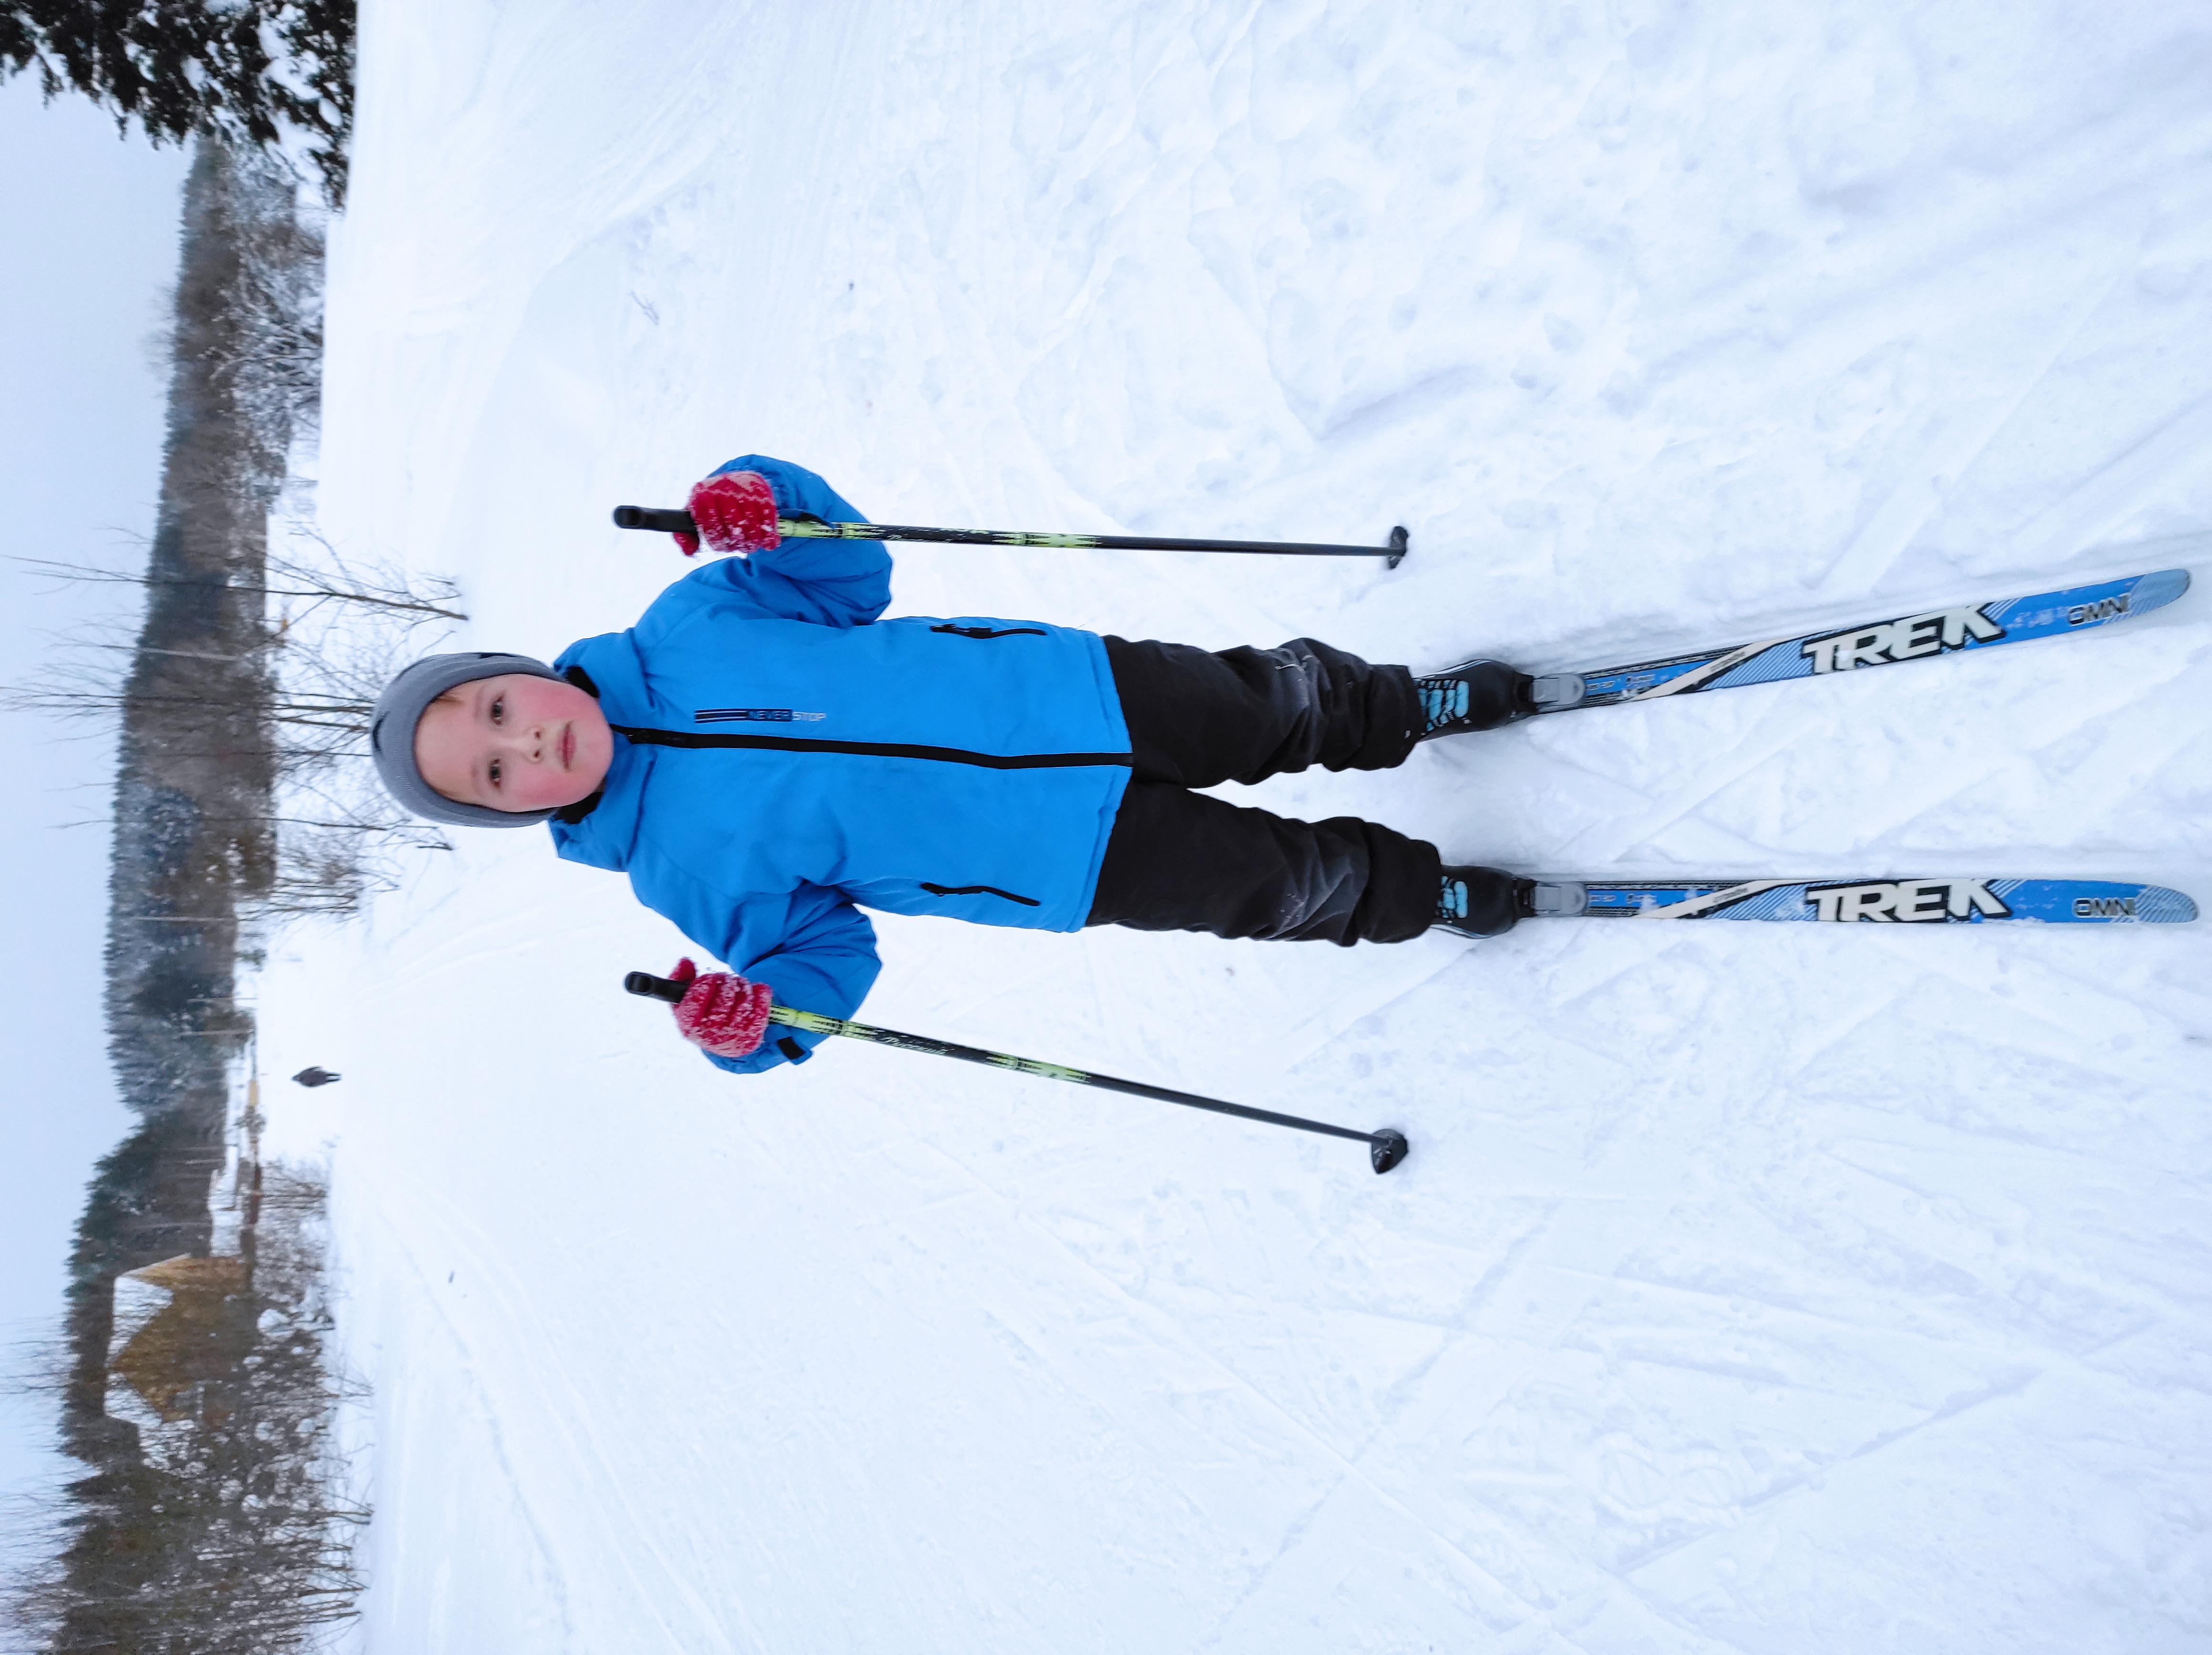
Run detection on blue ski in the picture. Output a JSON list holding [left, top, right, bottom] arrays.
[[1529, 877, 2196, 924], [1526, 569, 2190, 713]]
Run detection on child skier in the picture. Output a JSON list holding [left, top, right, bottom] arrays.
[[371, 456, 1529, 1074]]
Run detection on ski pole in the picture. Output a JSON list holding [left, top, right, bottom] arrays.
[[624, 971, 1410, 1174], [613, 506, 1409, 567]]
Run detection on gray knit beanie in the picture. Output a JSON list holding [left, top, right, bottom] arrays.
[[370, 653, 569, 828]]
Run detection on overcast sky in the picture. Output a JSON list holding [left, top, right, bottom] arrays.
[[0, 81, 189, 1512]]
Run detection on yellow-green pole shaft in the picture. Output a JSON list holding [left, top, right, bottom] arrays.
[[613, 505, 1407, 564], [766, 1004, 1384, 1145]]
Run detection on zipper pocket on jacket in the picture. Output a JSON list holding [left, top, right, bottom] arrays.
[[930, 624, 1048, 639], [920, 882, 1041, 907]]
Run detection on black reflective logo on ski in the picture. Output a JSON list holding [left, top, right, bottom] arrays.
[[1803, 879, 2011, 922], [1800, 606, 2005, 674]]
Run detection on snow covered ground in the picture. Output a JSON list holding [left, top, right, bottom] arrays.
[[260, 2, 2212, 1648]]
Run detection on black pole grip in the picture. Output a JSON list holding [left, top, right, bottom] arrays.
[[614, 505, 699, 534], [625, 971, 690, 1003]]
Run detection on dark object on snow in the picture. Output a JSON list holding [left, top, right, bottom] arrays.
[[291, 1067, 341, 1088], [614, 503, 1410, 566], [624, 971, 1410, 1175]]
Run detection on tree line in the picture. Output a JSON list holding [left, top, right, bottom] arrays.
[[0, 123, 432, 1653], [10, 1162, 369, 1654], [2, 1, 356, 204]]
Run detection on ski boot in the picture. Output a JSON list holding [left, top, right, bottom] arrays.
[[1434, 870, 1592, 937], [1434, 866, 1528, 938], [1413, 660, 1538, 737]]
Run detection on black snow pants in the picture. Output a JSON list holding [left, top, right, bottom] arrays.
[[1085, 637, 1440, 946]]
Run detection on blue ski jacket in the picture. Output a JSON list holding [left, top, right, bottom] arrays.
[[550, 456, 1132, 1073]]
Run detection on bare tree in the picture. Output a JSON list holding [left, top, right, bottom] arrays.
[[9, 543, 464, 632], [7, 531, 468, 922]]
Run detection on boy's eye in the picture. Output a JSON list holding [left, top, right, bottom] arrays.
[[488, 759, 502, 787], [490, 696, 504, 724]]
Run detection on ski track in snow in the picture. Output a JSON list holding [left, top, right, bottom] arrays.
[[260, 2, 2212, 1649]]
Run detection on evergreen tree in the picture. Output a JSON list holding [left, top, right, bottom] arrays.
[[0, 1, 355, 204]]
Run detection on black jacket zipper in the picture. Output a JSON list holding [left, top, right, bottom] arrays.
[[612, 725, 1132, 772]]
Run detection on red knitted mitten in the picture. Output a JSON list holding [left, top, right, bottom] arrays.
[[665, 957, 775, 1059], [674, 470, 782, 557]]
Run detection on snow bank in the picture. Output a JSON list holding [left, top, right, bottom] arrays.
[[262, 2, 2212, 1648]]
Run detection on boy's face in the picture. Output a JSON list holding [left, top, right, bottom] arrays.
[[414, 673, 614, 813]]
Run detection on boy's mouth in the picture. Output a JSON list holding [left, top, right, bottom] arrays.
[[560, 724, 575, 769]]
